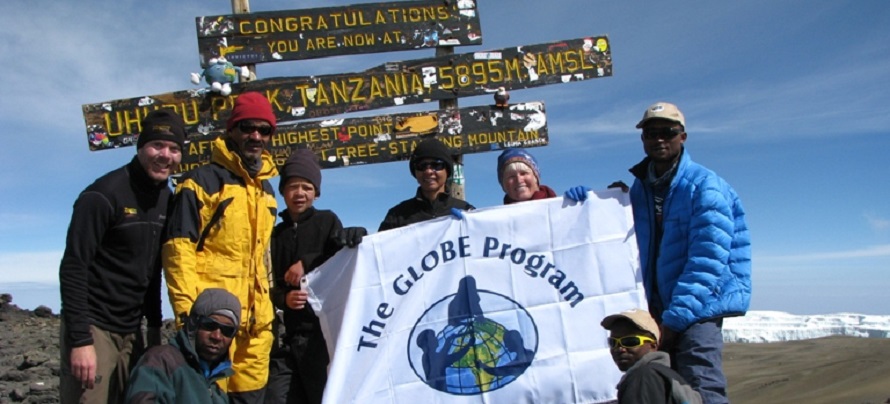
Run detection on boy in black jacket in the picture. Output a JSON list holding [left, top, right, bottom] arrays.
[[265, 149, 365, 404]]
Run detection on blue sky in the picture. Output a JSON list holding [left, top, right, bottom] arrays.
[[1, 1, 888, 316]]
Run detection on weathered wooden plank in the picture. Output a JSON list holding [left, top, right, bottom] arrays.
[[82, 36, 609, 152], [178, 101, 548, 172], [196, 0, 482, 66]]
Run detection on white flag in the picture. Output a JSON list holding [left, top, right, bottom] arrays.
[[308, 190, 646, 403]]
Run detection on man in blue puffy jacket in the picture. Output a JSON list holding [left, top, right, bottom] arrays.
[[628, 102, 751, 404]]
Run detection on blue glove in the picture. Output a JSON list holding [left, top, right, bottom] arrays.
[[450, 207, 465, 220], [564, 185, 590, 202]]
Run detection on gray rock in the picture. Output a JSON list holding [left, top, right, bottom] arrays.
[[0, 294, 174, 403], [0, 370, 27, 382], [20, 351, 50, 370], [9, 387, 27, 401], [29, 381, 51, 392], [33, 306, 53, 319]]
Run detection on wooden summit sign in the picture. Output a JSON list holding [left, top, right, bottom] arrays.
[[180, 101, 548, 172], [196, 0, 482, 67], [82, 36, 610, 152]]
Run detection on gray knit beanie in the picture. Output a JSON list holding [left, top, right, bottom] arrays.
[[189, 288, 241, 327]]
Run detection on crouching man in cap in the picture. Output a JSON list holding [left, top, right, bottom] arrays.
[[125, 288, 241, 403], [601, 309, 701, 404]]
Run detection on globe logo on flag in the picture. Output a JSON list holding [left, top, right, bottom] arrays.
[[407, 276, 538, 395]]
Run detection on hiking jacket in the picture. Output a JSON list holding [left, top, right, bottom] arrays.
[[268, 207, 345, 402], [629, 149, 751, 333], [162, 136, 278, 392], [125, 329, 233, 404], [378, 187, 474, 231], [163, 136, 278, 327], [270, 207, 343, 336], [59, 157, 165, 347]]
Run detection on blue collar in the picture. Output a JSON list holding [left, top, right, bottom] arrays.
[[199, 357, 232, 380]]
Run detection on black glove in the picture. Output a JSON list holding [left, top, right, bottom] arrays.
[[332, 227, 367, 248], [607, 180, 629, 193]]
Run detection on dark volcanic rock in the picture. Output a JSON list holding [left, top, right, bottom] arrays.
[[20, 350, 52, 371], [1, 370, 28, 382], [9, 388, 27, 401], [33, 307, 54, 319], [0, 295, 60, 403], [0, 294, 176, 403]]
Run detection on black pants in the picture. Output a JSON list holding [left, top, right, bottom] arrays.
[[230, 389, 267, 404], [264, 325, 329, 404]]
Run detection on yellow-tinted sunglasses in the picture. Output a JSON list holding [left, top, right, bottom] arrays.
[[608, 335, 656, 349]]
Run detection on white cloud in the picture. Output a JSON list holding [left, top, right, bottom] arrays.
[[686, 56, 890, 141], [0, 251, 62, 283], [865, 213, 890, 231], [759, 244, 890, 263], [0, 213, 54, 231]]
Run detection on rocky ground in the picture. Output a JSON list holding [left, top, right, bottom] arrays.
[[0, 294, 176, 404], [0, 294, 60, 403], [2, 293, 888, 403]]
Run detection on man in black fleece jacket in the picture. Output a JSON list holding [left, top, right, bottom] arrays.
[[58, 109, 185, 404]]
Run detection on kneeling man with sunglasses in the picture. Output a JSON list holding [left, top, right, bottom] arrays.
[[126, 289, 241, 403], [601, 309, 701, 404]]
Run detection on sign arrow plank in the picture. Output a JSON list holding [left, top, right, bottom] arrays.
[[83, 36, 609, 154]]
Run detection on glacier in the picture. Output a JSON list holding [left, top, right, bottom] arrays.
[[723, 311, 890, 343]]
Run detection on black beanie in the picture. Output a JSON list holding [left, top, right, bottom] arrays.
[[138, 109, 186, 149], [409, 138, 453, 177], [279, 148, 322, 196]]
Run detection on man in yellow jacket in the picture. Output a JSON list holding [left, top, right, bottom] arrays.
[[163, 92, 279, 403]]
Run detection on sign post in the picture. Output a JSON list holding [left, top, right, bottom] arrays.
[[177, 101, 549, 172], [82, 36, 612, 164], [230, 0, 256, 81], [436, 40, 464, 199], [81, 1, 614, 195], [199, 1, 481, 66]]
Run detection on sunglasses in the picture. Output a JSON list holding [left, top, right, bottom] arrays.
[[642, 127, 683, 141], [608, 335, 656, 349], [197, 316, 238, 338], [238, 121, 274, 136], [413, 160, 447, 172]]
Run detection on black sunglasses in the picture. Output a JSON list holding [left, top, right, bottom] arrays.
[[198, 316, 238, 338], [238, 121, 274, 136], [413, 160, 447, 172], [642, 127, 683, 141]]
